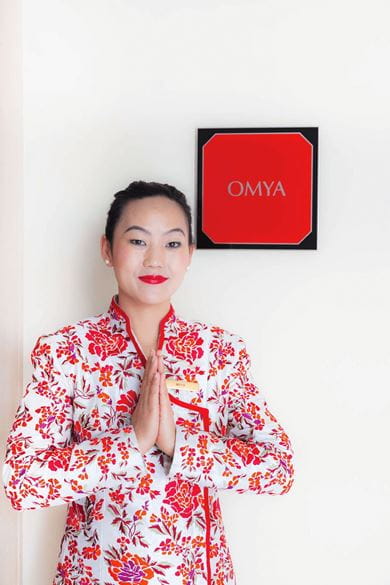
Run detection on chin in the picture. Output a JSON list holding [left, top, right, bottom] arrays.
[[135, 291, 173, 305]]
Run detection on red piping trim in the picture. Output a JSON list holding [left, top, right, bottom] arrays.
[[168, 393, 212, 585], [111, 295, 174, 367]]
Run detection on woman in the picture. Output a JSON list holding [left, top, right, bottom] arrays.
[[2, 180, 295, 585]]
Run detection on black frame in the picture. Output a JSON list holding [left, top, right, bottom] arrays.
[[196, 127, 318, 249]]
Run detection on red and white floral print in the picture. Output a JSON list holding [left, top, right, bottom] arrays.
[[2, 294, 294, 585]]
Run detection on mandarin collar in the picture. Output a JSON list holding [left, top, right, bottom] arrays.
[[107, 294, 177, 365]]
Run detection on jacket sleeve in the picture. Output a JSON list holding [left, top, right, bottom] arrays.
[[165, 333, 295, 495], [2, 333, 147, 511]]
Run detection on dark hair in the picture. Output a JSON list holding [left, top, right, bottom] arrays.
[[105, 180, 194, 249]]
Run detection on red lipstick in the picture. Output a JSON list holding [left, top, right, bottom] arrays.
[[138, 275, 168, 284]]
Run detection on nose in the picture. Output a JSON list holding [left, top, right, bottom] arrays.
[[143, 243, 164, 268]]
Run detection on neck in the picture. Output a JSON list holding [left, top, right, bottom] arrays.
[[116, 292, 171, 353]]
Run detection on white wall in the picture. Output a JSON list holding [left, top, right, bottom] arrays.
[[1, 1, 390, 583], [0, 1, 23, 584]]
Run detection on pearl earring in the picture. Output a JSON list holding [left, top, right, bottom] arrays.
[[186, 266, 190, 270], [105, 260, 110, 265]]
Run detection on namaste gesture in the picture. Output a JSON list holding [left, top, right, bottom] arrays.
[[131, 348, 176, 458]]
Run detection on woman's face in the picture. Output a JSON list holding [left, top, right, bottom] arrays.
[[101, 195, 195, 308]]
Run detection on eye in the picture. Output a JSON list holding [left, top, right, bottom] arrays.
[[129, 239, 146, 246], [167, 241, 182, 248]]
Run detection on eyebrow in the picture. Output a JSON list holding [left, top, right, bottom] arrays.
[[123, 225, 186, 237]]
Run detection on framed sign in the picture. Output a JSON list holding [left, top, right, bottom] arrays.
[[196, 127, 318, 249]]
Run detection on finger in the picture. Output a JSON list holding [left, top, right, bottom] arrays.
[[141, 353, 157, 400], [148, 371, 160, 408], [158, 368, 163, 393], [155, 349, 162, 371], [159, 372, 168, 418], [143, 348, 153, 380], [158, 352, 164, 374], [159, 375, 167, 414], [160, 371, 168, 402], [146, 350, 157, 384], [148, 348, 155, 370], [158, 372, 163, 407]]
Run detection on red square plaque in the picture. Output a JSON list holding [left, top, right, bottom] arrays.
[[196, 127, 318, 249]]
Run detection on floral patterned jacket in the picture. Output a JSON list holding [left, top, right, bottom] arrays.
[[2, 294, 295, 585]]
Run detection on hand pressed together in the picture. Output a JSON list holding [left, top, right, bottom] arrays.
[[131, 348, 176, 458]]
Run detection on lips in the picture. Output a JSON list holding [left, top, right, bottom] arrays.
[[138, 275, 168, 284]]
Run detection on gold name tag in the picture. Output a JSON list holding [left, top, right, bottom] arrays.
[[165, 378, 199, 392]]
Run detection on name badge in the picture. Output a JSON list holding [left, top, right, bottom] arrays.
[[165, 378, 199, 392]]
